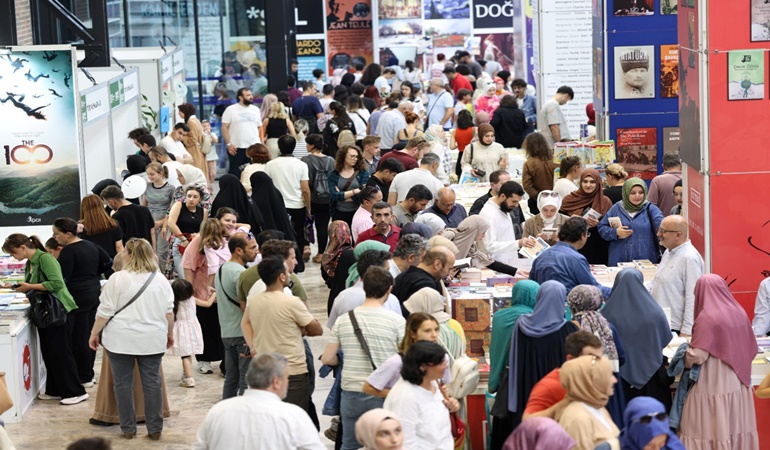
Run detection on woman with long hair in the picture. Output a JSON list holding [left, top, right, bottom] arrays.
[[521, 132, 558, 214], [240, 143, 271, 195], [346, 96, 369, 140], [143, 162, 175, 263], [302, 134, 335, 261], [261, 101, 296, 159], [3, 234, 87, 405], [323, 101, 357, 157], [79, 194, 125, 261], [395, 111, 424, 145], [178, 102, 208, 174], [402, 60, 423, 84], [259, 93, 279, 120], [328, 145, 370, 225], [89, 238, 173, 439], [399, 81, 423, 116], [52, 217, 112, 387], [562, 168, 614, 265], [363, 86, 382, 112], [603, 163, 628, 205], [383, 341, 460, 449], [360, 64, 382, 86]]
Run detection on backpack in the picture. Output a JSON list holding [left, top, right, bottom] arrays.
[[337, 128, 356, 149], [440, 336, 480, 399], [308, 156, 333, 204]]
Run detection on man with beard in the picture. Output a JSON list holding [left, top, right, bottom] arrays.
[[222, 88, 262, 176], [356, 202, 401, 252], [390, 185, 432, 227], [478, 181, 536, 265]]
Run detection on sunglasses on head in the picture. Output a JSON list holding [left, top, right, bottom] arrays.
[[634, 412, 667, 425]]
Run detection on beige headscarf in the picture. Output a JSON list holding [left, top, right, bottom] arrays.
[[442, 216, 494, 268], [427, 235, 459, 254], [176, 164, 208, 186], [403, 287, 451, 323], [355, 408, 403, 449]]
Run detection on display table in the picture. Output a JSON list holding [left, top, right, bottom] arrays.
[[0, 307, 44, 424]]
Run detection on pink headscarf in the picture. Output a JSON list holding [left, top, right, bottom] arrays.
[[503, 417, 576, 450], [355, 408, 403, 449], [690, 274, 757, 386]]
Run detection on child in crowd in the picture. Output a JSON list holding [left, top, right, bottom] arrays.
[[168, 279, 214, 387], [44, 237, 63, 259]]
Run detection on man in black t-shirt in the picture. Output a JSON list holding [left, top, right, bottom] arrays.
[[100, 185, 156, 245]]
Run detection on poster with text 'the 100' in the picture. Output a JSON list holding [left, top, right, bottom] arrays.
[[0, 48, 81, 227]]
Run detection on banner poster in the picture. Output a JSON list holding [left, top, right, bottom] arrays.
[[424, 0, 469, 19], [660, 44, 679, 98], [476, 33, 515, 71], [427, 19, 470, 57], [751, 0, 770, 42], [326, 0, 373, 70], [614, 46, 655, 99], [728, 50, 765, 100], [616, 127, 658, 180], [297, 39, 327, 84], [661, 0, 677, 14], [379, 19, 423, 47], [0, 48, 81, 226], [663, 127, 680, 154], [473, 0, 514, 29], [379, 0, 421, 19], [593, 46, 604, 104], [613, 0, 653, 16]]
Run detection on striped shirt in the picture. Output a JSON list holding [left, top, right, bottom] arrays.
[[331, 306, 405, 392]]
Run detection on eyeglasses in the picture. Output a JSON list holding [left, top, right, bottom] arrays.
[[658, 228, 677, 234], [538, 191, 560, 199], [633, 412, 668, 425]]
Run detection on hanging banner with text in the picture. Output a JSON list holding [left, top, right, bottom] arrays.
[[326, 0, 373, 70], [297, 39, 327, 84], [0, 47, 81, 226]]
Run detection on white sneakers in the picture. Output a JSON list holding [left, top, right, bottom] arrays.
[[81, 379, 95, 388], [180, 377, 195, 388], [198, 362, 213, 374], [60, 393, 89, 405]]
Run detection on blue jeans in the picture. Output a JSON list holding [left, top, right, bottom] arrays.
[[340, 390, 384, 450], [222, 336, 251, 399]]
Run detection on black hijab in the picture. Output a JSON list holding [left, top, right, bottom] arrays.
[[126, 155, 148, 179], [91, 178, 120, 195], [210, 174, 265, 233], [249, 172, 297, 242]]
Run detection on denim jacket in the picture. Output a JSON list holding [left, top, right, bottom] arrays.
[[320, 351, 343, 416], [667, 342, 701, 429]]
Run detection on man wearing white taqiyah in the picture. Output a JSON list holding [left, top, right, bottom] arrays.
[[193, 352, 325, 450], [618, 48, 653, 98]]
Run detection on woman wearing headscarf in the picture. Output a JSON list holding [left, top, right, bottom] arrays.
[[443, 216, 520, 276], [491, 280, 578, 449], [400, 222, 434, 239], [355, 408, 405, 450], [562, 168, 613, 265], [415, 213, 446, 237], [567, 285, 626, 427], [597, 177, 664, 266], [523, 190, 570, 246], [210, 174, 264, 234], [620, 397, 685, 450], [460, 123, 507, 182], [555, 355, 620, 450], [124, 155, 148, 181], [321, 221, 354, 313], [345, 240, 392, 288], [403, 287, 465, 361], [474, 81, 501, 116], [489, 280, 539, 395], [602, 268, 673, 410], [678, 274, 759, 449], [503, 417, 576, 450], [172, 164, 213, 213]]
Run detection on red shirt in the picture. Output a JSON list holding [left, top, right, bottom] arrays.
[[378, 151, 418, 171], [451, 74, 473, 97], [356, 225, 401, 252], [523, 368, 566, 415]]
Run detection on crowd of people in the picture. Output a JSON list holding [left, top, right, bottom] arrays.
[[1, 54, 767, 450]]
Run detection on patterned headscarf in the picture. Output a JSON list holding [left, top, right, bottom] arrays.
[[567, 285, 619, 372], [321, 220, 352, 277], [622, 177, 648, 213]]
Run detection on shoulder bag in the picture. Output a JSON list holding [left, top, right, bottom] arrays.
[[424, 91, 446, 129], [100, 271, 157, 339], [26, 262, 67, 329], [217, 266, 242, 308], [348, 310, 376, 370]]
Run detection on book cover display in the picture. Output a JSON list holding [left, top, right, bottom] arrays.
[[614, 46, 655, 99], [616, 128, 657, 179], [751, 0, 770, 41], [660, 44, 680, 98], [727, 49, 765, 100]]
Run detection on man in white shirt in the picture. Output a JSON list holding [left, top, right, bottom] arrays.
[[374, 68, 396, 95], [387, 152, 444, 204], [426, 78, 454, 130], [351, 186, 383, 241], [265, 135, 312, 266], [479, 181, 536, 265], [193, 352, 325, 450], [321, 266, 405, 450], [538, 85, 574, 147], [752, 277, 770, 336], [650, 215, 704, 336], [377, 101, 413, 152], [159, 123, 193, 164], [327, 249, 402, 327], [222, 88, 262, 176]]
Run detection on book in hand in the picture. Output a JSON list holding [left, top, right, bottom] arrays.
[[453, 257, 472, 270], [608, 216, 622, 228], [519, 237, 550, 259], [541, 227, 559, 237], [583, 208, 602, 221]]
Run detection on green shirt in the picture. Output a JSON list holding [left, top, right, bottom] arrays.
[[27, 250, 78, 313], [215, 261, 247, 338], [238, 265, 308, 304]]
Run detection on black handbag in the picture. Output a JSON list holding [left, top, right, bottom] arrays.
[[25, 265, 67, 328]]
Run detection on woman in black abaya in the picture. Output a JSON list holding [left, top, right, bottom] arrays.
[[210, 174, 264, 234]]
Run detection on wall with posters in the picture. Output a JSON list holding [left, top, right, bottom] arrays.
[[0, 46, 82, 227], [592, 0, 679, 180], [326, 0, 374, 71]]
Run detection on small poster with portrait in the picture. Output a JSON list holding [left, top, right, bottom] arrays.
[[614, 46, 655, 99]]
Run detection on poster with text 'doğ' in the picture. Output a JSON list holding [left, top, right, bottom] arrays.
[[0, 47, 81, 227]]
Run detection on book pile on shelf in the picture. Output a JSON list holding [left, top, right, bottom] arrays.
[[553, 140, 617, 166], [0, 290, 30, 334]]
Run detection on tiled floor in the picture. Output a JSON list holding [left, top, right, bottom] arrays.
[[4, 254, 336, 449]]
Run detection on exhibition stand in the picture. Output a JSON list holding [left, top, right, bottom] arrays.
[[592, 0, 679, 180]]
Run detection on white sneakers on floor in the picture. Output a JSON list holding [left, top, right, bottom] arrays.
[[197, 362, 213, 374], [180, 377, 195, 388], [60, 393, 89, 405]]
